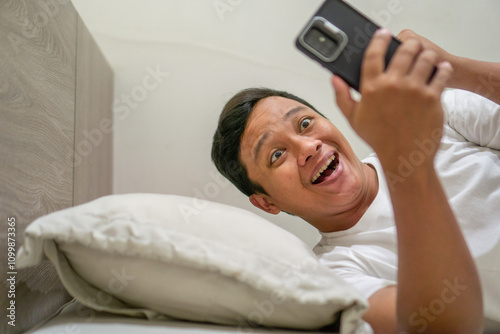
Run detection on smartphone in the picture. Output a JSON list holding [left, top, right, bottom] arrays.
[[295, 0, 401, 91]]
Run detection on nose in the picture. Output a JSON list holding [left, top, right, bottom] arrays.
[[297, 136, 322, 167]]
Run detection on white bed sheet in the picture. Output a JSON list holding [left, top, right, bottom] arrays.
[[28, 300, 341, 334]]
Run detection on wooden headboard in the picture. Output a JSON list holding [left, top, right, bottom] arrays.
[[0, 1, 113, 332]]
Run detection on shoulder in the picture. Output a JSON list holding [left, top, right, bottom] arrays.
[[441, 89, 500, 149], [442, 89, 499, 123]]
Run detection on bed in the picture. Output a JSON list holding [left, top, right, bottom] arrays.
[[28, 299, 341, 334], [16, 193, 372, 334]]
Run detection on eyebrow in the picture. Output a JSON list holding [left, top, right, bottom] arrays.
[[253, 105, 306, 162], [283, 105, 305, 121]]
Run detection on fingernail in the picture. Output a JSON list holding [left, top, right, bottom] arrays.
[[376, 28, 391, 36], [441, 61, 453, 69]]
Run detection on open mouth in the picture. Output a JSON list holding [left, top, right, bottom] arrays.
[[311, 154, 339, 184]]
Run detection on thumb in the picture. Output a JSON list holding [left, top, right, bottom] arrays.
[[331, 75, 356, 121]]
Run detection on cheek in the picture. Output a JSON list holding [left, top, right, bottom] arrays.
[[269, 168, 304, 194]]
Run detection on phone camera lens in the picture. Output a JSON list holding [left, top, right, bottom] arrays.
[[304, 28, 338, 58]]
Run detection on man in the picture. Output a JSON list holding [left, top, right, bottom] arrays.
[[212, 28, 500, 333]]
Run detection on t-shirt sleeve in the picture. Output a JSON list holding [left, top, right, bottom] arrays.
[[314, 244, 397, 299], [442, 89, 500, 150]]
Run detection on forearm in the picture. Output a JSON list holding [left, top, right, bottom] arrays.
[[334, 29, 485, 332], [381, 162, 483, 333], [449, 56, 500, 105]]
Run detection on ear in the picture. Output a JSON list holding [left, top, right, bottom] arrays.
[[249, 193, 281, 215]]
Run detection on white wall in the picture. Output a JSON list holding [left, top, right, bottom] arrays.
[[72, 0, 500, 247]]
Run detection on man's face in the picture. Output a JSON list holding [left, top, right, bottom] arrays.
[[240, 96, 375, 231]]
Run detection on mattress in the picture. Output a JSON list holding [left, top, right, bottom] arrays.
[[28, 299, 341, 334]]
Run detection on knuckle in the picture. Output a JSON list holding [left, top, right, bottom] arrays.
[[398, 47, 415, 59], [398, 39, 422, 57], [362, 83, 377, 96], [406, 80, 421, 93], [384, 76, 400, 91], [420, 49, 438, 65], [397, 29, 416, 41], [422, 88, 439, 102], [401, 37, 418, 48], [363, 49, 383, 64]]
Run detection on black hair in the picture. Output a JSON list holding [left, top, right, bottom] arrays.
[[211, 87, 323, 196]]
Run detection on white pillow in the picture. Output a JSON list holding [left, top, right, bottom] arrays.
[[17, 194, 370, 334]]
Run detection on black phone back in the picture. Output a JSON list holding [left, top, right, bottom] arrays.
[[295, 0, 401, 91]]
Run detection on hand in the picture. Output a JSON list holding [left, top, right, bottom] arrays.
[[397, 29, 454, 65], [332, 29, 453, 172], [397, 29, 460, 89], [397, 30, 500, 104], [333, 31, 483, 334]]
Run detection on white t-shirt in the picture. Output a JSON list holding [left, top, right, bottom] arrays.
[[313, 89, 500, 325]]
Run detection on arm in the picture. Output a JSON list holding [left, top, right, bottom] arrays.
[[332, 29, 483, 333], [398, 30, 500, 151], [398, 29, 500, 105]]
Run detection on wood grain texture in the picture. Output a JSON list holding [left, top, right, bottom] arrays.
[[0, 0, 76, 244], [0, 1, 77, 332], [0, 1, 113, 333], [74, 16, 113, 205]]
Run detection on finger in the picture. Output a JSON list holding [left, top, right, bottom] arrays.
[[361, 28, 393, 81], [331, 75, 357, 121], [410, 49, 438, 83], [397, 30, 449, 64], [386, 38, 423, 76], [429, 61, 453, 92], [396, 29, 418, 42]]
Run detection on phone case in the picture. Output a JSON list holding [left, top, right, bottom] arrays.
[[295, 0, 401, 91]]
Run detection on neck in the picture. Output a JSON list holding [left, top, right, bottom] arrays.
[[317, 162, 379, 233]]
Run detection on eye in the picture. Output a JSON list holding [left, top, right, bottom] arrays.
[[300, 118, 312, 132], [270, 149, 284, 164]]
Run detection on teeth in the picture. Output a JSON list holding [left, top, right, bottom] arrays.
[[311, 155, 336, 183]]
